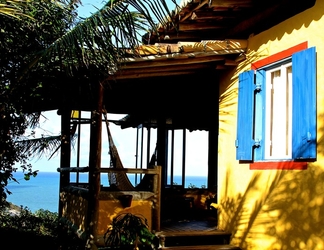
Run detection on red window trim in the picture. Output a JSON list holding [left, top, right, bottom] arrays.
[[250, 161, 308, 170], [249, 41, 309, 170], [251, 41, 308, 70]]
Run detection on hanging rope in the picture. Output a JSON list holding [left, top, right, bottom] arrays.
[[103, 111, 135, 191]]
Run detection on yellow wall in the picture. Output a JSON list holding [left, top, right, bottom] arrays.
[[61, 192, 88, 233], [62, 190, 153, 246], [97, 199, 153, 235], [218, 1, 324, 249]]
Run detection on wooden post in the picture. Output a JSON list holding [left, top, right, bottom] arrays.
[[157, 117, 167, 186], [59, 109, 71, 217], [207, 71, 219, 196], [87, 82, 103, 243], [152, 166, 161, 232]]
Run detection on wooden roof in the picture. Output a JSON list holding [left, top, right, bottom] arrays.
[[107, 39, 247, 80], [107, 0, 315, 81], [155, 0, 315, 43], [105, 0, 315, 130]]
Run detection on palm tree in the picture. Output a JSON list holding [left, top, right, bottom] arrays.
[[34, 0, 177, 75], [18, 0, 177, 154]]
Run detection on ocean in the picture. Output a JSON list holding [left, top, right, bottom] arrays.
[[6, 172, 207, 213]]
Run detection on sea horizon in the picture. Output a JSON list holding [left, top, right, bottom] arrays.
[[6, 171, 207, 213]]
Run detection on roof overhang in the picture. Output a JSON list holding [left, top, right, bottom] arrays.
[[108, 39, 247, 80]]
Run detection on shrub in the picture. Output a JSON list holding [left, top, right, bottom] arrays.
[[0, 204, 58, 237]]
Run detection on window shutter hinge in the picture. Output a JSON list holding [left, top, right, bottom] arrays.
[[254, 139, 261, 147], [255, 83, 262, 92], [235, 139, 238, 148]]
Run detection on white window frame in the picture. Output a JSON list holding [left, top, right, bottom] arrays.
[[264, 62, 292, 160]]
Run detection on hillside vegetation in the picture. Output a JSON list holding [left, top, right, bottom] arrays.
[[0, 203, 84, 250]]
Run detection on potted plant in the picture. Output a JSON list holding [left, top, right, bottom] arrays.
[[103, 213, 159, 250]]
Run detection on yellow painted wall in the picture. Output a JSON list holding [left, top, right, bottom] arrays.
[[218, 1, 324, 249], [62, 190, 153, 246], [61, 192, 88, 232], [96, 199, 153, 246], [97, 199, 153, 235]]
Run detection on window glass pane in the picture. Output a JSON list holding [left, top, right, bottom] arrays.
[[265, 63, 292, 159], [167, 130, 183, 186]]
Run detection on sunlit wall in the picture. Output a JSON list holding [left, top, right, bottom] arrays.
[[217, 1, 324, 249]]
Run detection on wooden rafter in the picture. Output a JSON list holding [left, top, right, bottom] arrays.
[[208, 0, 253, 8], [125, 39, 247, 56], [107, 39, 247, 80]]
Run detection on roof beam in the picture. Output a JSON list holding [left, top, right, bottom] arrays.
[[209, 0, 253, 8], [191, 11, 236, 20], [125, 39, 247, 56], [120, 54, 227, 69], [224, 1, 285, 37], [179, 0, 209, 22], [179, 22, 226, 31]]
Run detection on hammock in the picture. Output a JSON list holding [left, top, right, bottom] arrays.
[[104, 112, 156, 191]]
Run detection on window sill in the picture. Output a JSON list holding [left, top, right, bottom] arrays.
[[250, 161, 307, 170]]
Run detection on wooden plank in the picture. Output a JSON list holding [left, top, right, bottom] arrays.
[[179, 0, 209, 22], [57, 167, 89, 172], [191, 11, 236, 20], [121, 54, 227, 67], [108, 70, 199, 80], [224, 1, 282, 37], [99, 167, 160, 175], [127, 44, 181, 55], [152, 166, 162, 231], [161, 245, 241, 250], [116, 64, 212, 77], [127, 40, 247, 56], [178, 40, 247, 53], [157, 230, 231, 237], [209, 0, 253, 7], [179, 22, 226, 31]]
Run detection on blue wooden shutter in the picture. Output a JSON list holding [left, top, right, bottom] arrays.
[[236, 70, 255, 161], [292, 47, 316, 159], [254, 70, 265, 161]]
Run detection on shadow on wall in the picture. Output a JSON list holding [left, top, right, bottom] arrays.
[[248, 0, 322, 51], [317, 113, 324, 157], [218, 165, 324, 249], [216, 2, 324, 249]]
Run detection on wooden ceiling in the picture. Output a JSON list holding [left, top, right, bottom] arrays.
[[154, 0, 315, 43]]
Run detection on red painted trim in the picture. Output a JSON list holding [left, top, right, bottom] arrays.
[[250, 161, 308, 170], [251, 41, 308, 70]]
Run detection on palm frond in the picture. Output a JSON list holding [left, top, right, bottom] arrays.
[[0, 0, 33, 19], [30, 0, 176, 76], [0, 0, 77, 19], [16, 134, 77, 160]]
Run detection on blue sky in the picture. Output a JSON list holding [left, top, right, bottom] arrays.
[[26, 0, 208, 177], [77, 0, 104, 18]]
